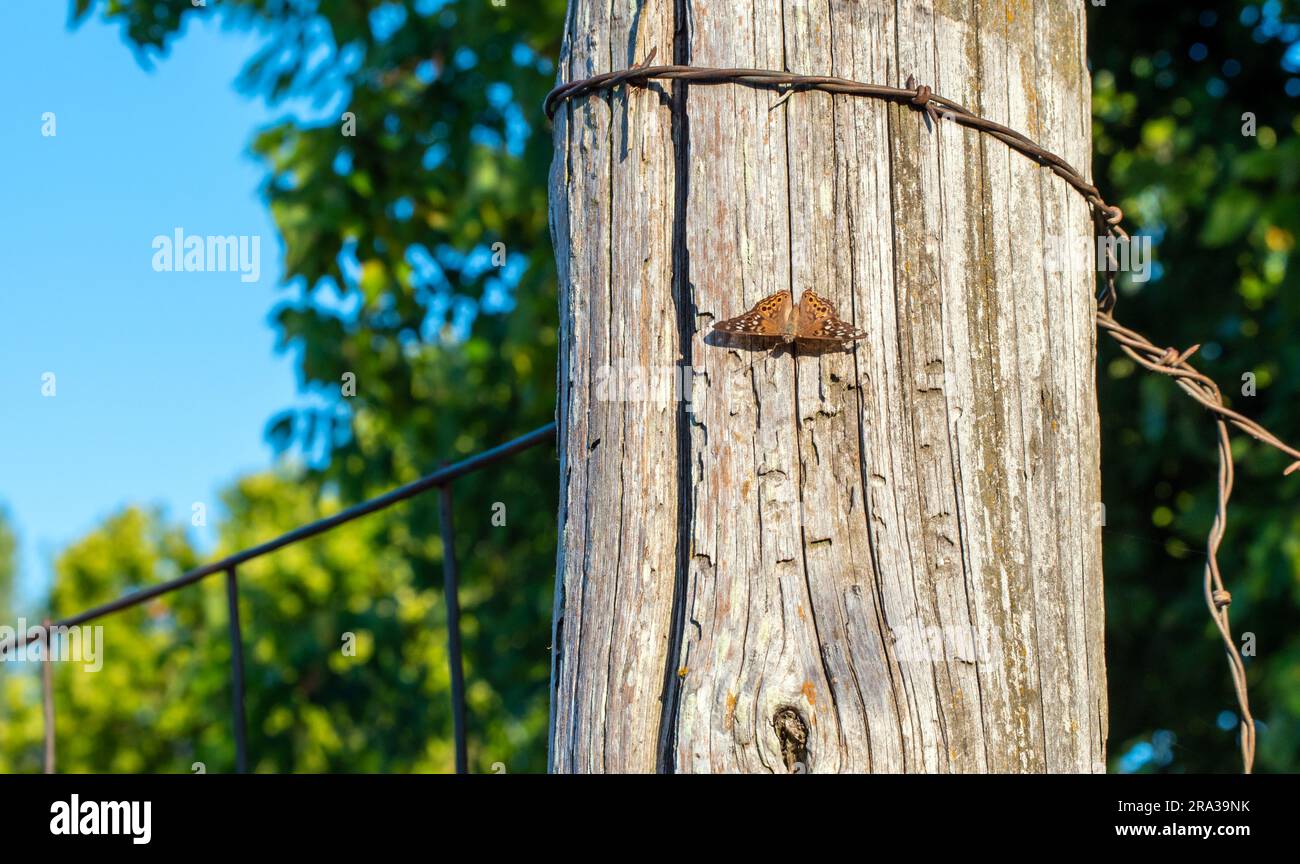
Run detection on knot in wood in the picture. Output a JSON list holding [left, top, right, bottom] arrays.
[[772, 706, 809, 773]]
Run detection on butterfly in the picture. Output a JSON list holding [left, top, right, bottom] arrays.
[[712, 290, 867, 344]]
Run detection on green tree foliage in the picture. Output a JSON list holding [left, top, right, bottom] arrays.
[[2, 470, 551, 772], [212, 472, 550, 772], [1, 507, 212, 773], [0, 508, 29, 771], [1089, 1, 1300, 771], [1, 0, 568, 773], [0, 508, 15, 623]]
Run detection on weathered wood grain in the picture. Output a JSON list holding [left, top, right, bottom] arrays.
[[548, 0, 1105, 773]]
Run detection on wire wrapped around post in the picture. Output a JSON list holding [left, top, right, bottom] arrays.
[[546, 54, 1300, 773]]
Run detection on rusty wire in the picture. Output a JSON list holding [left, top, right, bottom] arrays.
[[543, 51, 1129, 311], [546, 54, 1300, 774]]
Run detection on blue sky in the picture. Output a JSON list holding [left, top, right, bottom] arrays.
[[0, 2, 319, 610]]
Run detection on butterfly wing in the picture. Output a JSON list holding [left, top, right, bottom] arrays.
[[795, 290, 867, 342], [713, 291, 793, 338]]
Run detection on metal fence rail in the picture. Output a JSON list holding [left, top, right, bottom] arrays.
[[4, 422, 557, 774]]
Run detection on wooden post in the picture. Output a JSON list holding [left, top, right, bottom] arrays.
[[548, 0, 1106, 773]]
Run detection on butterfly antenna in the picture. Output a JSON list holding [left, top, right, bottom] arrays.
[[726, 342, 791, 379]]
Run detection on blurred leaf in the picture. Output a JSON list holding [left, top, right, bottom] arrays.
[[1201, 187, 1260, 246]]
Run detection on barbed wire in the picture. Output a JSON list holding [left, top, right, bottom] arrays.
[[546, 51, 1300, 774]]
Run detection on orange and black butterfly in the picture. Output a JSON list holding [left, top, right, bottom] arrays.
[[713, 290, 867, 344]]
